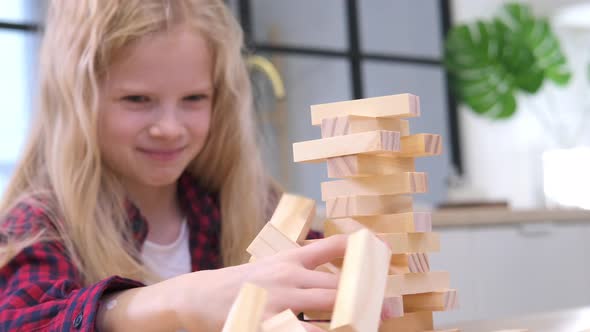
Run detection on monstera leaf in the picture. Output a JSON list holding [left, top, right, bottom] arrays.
[[444, 2, 571, 119]]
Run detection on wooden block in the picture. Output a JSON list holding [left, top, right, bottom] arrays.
[[247, 234, 278, 258], [315, 262, 341, 274], [310, 93, 420, 126], [385, 271, 450, 297], [399, 134, 442, 157], [330, 254, 410, 275], [321, 173, 428, 201], [389, 254, 411, 275], [378, 232, 440, 254], [408, 253, 430, 273], [324, 213, 432, 236], [327, 256, 345, 269], [304, 296, 404, 322], [309, 322, 330, 331], [247, 223, 299, 258], [262, 309, 306, 332], [303, 311, 332, 321], [321, 115, 410, 138], [403, 289, 458, 312], [390, 254, 429, 274], [379, 312, 434, 332], [325, 195, 413, 218], [330, 229, 392, 332], [293, 130, 400, 163], [320, 252, 427, 276], [248, 224, 339, 273], [222, 283, 267, 332], [269, 193, 316, 243], [382, 295, 404, 319], [327, 155, 415, 178]]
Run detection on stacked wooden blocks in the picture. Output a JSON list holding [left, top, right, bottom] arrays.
[[293, 93, 458, 331], [230, 93, 458, 331]]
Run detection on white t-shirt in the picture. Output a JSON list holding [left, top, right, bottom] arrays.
[[141, 219, 191, 284]]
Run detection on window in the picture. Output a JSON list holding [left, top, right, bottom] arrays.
[[0, 0, 42, 194], [236, 0, 460, 206]]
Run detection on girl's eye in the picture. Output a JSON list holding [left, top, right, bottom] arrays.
[[184, 94, 207, 102], [122, 95, 150, 103]]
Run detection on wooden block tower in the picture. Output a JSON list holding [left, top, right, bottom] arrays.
[[292, 93, 458, 331]]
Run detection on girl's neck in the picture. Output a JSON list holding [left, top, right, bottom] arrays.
[[124, 180, 184, 230]]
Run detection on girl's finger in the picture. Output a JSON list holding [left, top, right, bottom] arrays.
[[292, 234, 348, 270], [292, 267, 339, 290], [277, 288, 337, 314]]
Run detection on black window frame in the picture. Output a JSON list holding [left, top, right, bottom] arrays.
[[0, 21, 37, 32]]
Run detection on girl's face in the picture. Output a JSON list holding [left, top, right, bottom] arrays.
[[98, 25, 213, 190]]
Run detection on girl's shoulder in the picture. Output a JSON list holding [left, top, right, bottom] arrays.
[[1, 198, 56, 238]]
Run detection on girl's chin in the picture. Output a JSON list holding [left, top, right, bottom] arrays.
[[136, 171, 184, 187]]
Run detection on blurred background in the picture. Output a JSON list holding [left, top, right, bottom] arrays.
[[2, 0, 590, 329]]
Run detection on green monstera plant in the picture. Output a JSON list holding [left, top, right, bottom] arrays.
[[444, 2, 572, 119]]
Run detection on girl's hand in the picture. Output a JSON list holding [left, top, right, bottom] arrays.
[[170, 234, 348, 332]]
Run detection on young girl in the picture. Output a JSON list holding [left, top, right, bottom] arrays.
[[0, 0, 351, 331]]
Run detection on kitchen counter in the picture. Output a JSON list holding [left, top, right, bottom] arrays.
[[432, 208, 590, 227]]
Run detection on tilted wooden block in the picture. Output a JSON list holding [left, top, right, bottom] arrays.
[[403, 289, 459, 312], [325, 195, 413, 218], [331, 229, 392, 332], [399, 134, 442, 157], [385, 271, 450, 297], [269, 193, 316, 243], [293, 130, 400, 163], [262, 309, 306, 332], [327, 155, 415, 178], [222, 283, 267, 332], [247, 223, 298, 259], [311, 93, 420, 126], [247, 237, 278, 259], [379, 311, 434, 332], [324, 212, 432, 235], [321, 172, 428, 201], [321, 115, 410, 138], [378, 232, 440, 254]]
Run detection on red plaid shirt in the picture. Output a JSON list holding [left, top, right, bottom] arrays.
[[0, 174, 222, 331]]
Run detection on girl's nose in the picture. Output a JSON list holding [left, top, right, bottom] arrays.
[[148, 107, 183, 139]]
